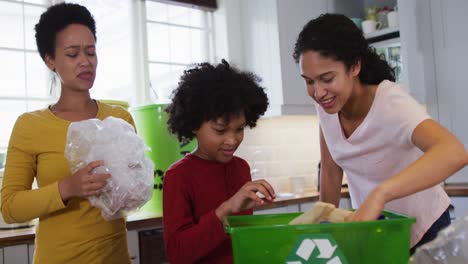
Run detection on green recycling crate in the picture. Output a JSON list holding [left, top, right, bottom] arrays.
[[130, 103, 181, 214], [225, 211, 415, 264]]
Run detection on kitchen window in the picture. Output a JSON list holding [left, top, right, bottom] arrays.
[[68, 0, 215, 103], [145, 1, 215, 101], [0, 0, 216, 151], [0, 0, 52, 150]]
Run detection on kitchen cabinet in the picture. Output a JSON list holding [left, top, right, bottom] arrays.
[[397, 0, 437, 108], [219, 0, 423, 116], [428, 0, 468, 183], [333, 1, 431, 103], [0, 243, 34, 264], [215, 0, 414, 116], [127, 227, 167, 264], [221, 0, 329, 115], [2, 244, 28, 264], [27, 244, 33, 264], [332, 0, 434, 105], [384, 0, 468, 183], [138, 227, 166, 264], [273, 0, 329, 115]]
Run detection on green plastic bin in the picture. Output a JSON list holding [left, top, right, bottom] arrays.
[[179, 139, 197, 157], [130, 103, 181, 214], [225, 211, 415, 264]]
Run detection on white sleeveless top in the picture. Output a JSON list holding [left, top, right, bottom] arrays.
[[317, 80, 450, 246]]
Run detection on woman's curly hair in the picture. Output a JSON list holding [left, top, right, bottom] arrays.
[[35, 3, 96, 61], [166, 60, 269, 143], [293, 13, 395, 84]]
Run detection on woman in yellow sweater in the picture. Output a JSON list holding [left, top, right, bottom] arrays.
[[1, 3, 133, 263]]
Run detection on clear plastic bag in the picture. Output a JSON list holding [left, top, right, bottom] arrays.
[[411, 215, 468, 264], [65, 117, 154, 221]]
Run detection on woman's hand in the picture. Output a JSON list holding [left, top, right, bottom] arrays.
[[347, 187, 386, 222], [215, 180, 276, 222], [59, 160, 111, 202]]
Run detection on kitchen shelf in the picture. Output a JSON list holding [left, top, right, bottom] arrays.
[[365, 26, 400, 44], [365, 26, 399, 39]]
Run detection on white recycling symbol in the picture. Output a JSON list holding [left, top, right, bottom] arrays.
[[286, 238, 343, 264]]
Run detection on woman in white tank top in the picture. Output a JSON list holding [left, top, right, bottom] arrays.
[[292, 13, 468, 252]]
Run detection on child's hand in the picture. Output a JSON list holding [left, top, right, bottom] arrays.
[[347, 189, 385, 222], [215, 180, 275, 221]]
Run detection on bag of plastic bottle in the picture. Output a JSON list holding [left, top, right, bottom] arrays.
[[65, 116, 154, 220], [410, 214, 468, 264]]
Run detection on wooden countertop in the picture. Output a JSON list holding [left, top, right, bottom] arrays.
[[0, 227, 35, 246], [0, 210, 164, 247], [253, 188, 349, 210], [125, 210, 163, 230], [1, 184, 467, 247], [443, 184, 468, 196]]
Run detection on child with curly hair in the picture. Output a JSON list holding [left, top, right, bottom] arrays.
[[163, 60, 275, 263]]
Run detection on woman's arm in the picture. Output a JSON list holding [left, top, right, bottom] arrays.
[[1, 115, 110, 223], [351, 119, 468, 221], [1, 116, 66, 223], [319, 127, 344, 207]]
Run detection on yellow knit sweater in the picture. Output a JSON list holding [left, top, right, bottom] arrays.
[[1, 101, 135, 264]]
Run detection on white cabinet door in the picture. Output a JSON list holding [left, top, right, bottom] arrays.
[[238, 0, 328, 116], [3, 244, 28, 264], [27, 244, 34, 264], [430, 0, 468, 183], [275, 0, 328, 115], [397, 0, 438, 108], [127, 230, 140, 264]]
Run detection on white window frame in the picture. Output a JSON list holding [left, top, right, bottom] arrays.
[[0, 0, 55, 104], [140, 0, 215, 102], [0, 0, 54, 150], [0, 0, 217, 150]]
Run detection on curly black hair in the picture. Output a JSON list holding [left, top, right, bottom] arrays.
[[166, 60, 269, 143], [35, 3, 96, 61], [293, 13, 395, 84]]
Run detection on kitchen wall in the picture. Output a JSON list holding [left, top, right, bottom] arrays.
[[235, 115, 321, 194]]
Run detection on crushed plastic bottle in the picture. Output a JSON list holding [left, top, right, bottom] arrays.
[[410, 214, 468, 264], [65, 117, 154, 221]]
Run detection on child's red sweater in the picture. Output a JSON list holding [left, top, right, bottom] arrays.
[[163, 154, 252, 264]]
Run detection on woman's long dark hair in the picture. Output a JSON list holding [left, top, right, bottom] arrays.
[[293, 13, 395, 84]]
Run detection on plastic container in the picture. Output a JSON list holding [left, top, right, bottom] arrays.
[[225, 211, 415, 264], [130, 103, 180, 214], [179, 139, 197, 156]]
